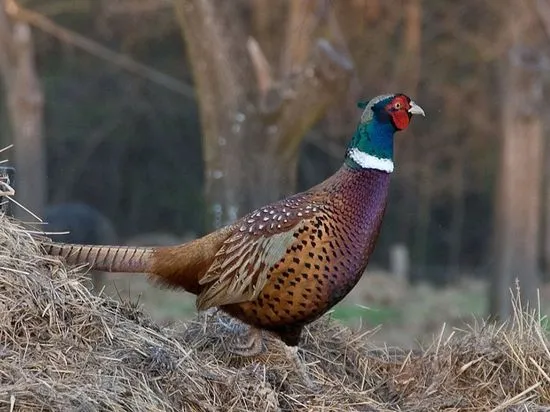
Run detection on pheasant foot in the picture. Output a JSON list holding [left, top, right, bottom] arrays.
[[228, 327, 265, 356], [216, 317, 316, 388], [218, 318, 265, 356], [283, 344, 318, 391]]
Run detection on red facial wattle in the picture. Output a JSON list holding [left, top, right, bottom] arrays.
[[384, 95, 413, 131], [390, 110, 411, 130]]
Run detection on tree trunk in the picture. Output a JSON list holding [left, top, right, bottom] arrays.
[[413, 159, 433, 270], [0, 1, 45, 218], [394, 0, 422, 252], [490, 43, 544, 319], [536, 0, 550, 283], [544, 124, 550, 282], [448, 145, 465, 280], [395, 0, 422, 97], [173, 0, 353, 230]]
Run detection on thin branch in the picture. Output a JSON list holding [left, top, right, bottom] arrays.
[[247, 36, 284, 115], [6, 0, 195, 98], [247, 37, 274, 97], [0, 144, 13, 154]]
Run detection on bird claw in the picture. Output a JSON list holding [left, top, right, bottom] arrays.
[[218, 316, 247, 334], [226, 333, 265, 357], [217, 318, 265, 356]]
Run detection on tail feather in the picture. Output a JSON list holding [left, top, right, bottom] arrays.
[[43, 243, 153, 273], [42, 225, 235, 297], [149, 226, 235, 294]]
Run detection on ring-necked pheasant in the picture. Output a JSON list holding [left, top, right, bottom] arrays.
[[41, 93, 424, 383]]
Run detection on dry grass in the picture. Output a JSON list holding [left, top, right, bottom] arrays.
[[1, 214, 550, 411]]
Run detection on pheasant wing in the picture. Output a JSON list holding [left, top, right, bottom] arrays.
[[196, 195, 321, 310]]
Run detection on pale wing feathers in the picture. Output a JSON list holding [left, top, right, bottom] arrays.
[[196, 225, 301, 310]]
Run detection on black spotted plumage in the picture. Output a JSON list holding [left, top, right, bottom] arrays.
[[220, 165, 391, 345]]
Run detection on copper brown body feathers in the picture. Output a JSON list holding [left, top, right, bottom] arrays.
[[43, 165, 389, 345]]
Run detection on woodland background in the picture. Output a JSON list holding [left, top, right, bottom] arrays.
[[1, 0, 550, 345]]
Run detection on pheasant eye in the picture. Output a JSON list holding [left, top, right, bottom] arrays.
[[394, 102, 402, 110]]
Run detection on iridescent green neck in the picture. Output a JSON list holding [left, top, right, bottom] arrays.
[[344, 121, 395, 173]]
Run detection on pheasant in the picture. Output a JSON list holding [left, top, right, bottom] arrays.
[[42, 93, 424, 382]]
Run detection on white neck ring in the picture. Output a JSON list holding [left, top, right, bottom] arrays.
[[348, 148, 394, 173]]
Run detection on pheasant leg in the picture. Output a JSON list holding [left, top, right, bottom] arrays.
[[283, 344, 317, 390]]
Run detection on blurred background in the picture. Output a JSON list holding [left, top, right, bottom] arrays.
[[1, 0, 549, 348]]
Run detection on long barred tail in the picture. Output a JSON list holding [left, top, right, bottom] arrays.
[[42, 242, 154, 273]]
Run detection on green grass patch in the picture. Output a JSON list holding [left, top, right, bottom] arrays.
[[332, 304, 401, 326]]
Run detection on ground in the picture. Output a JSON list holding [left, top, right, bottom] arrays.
[[100, 268, 489, 348], [2, 215, 550, 411]]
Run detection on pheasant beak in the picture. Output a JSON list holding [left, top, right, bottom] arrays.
[[408, 100, 425, 117]]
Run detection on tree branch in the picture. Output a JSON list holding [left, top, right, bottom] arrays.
[[6, 0, 195, 98], [273, 39, 353, 161], [247, 36, 285, 116], [280, 0, 319, 77], [247, 37, 274, 98], [267, 1, 354, 160]]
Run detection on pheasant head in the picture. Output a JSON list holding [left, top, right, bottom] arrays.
[[345, 93, 425, 173]]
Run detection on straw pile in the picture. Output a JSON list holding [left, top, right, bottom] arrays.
[[1, 214, 549, 411]]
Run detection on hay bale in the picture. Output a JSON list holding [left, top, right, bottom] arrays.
[[1, 215, 550, 411]]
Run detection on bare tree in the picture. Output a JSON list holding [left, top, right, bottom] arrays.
[[173, 0, 353, 229], [0, 0, 45, 218], [490, 0, 545, 318], [533, 0, 550, 283]]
